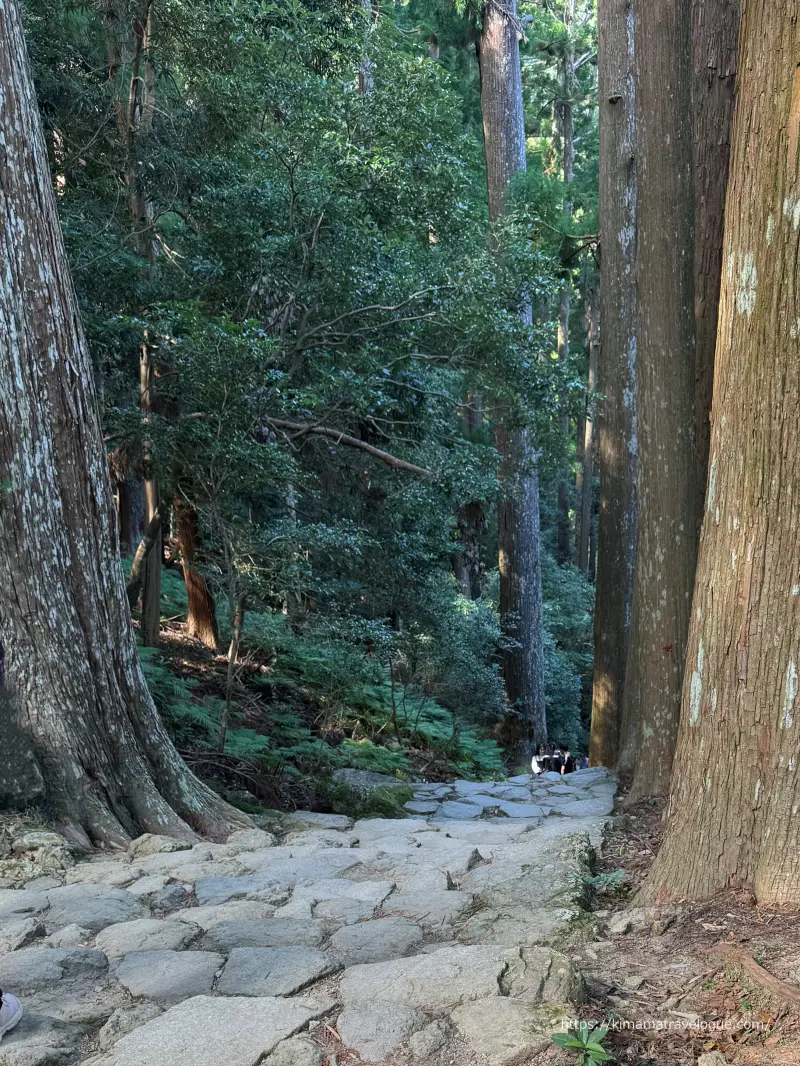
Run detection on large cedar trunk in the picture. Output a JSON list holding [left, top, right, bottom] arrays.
[[175, 501, 221, 651], [0, 0, 248, 848], [479, 0, 547, 747], [692, 0, 739, 522], [621, 0, 697, 797], [642, 1, 800, 905], [589, 0, 638, 770]]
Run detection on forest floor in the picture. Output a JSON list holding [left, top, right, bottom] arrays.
[[528, 797, 800, 1066]]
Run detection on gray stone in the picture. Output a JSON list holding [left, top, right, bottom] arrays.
[[93, 995, 329, 1066], [697, 1054, 727, 1066], [114, 950, 223, 1006], [202, 919, 326, 952], [403, 801, 439, 815], [43, 924, 91, 948], [496, 802, 546, 819], [328, 917, 423, 966], [286, 878, 395, 909], [507, 774, 532, 785], [21, 878, 61, 892], [174, 901, 275, 929], [225, 829, 275, 852], [0, 890, 48, 921], [384, 889, 473, 930], [331, 768, 409, 796], [11, 833, 68, 854], [451, 998, 558, 1065], [193, 875, 287, 907], [0, 917, 42, 952], [437, 801, 482, 820], [0, 1012, 86, 1066], [64, 862, 137, 889], [217, 947, 337, 997], [407, 1020, 449, 1059], [0, 948, 107, 992], [127, 875, 169, 899], [493, 786, 533, 801], [237, 853, 363, 884], [45, 885, 148, 934], [311, 898, 375, 924], [128, 835, 192, 859], [98, 1004, 164, 1050], [283, 811, 352, 831], [150, 885, 191, 914], [96, 919, 199, 957], [337, 1003, 424, 1061], [262, 1036, 323, 1066], [551, 797, 614, 817]]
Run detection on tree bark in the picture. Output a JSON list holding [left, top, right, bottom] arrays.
[[620, 0, 697, 798], [578, 288, 599, 574], [139, 344, 161, 646], [692, 0, 739, 524], [175, 501, 221, 652], [642, 0, 800, 904], [0, 0, 248, 848], [479, 0, 547, 747], [589, 0, 638, 770], [555, 0, 577, 566]]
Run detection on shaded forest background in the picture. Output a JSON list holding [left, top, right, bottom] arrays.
[[24, 0, 599, 813]]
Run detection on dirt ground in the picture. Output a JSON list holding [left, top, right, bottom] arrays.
[[528, 797, 800, 1066]]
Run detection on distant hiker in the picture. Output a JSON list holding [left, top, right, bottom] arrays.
[[560, 746, 576, 774], [531, 744, 546, 775]]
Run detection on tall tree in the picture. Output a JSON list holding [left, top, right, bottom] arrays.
[[692, 0, 739, 519], [589, 0, 638, 770], [0, 0, 247, 848], [642, 0, 800, 903], [621, 0, 697, 796], [577, 282, 598, 574], [479, 0, 547, 746]]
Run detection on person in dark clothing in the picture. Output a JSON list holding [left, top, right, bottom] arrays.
[[559, 746, 576, 774]]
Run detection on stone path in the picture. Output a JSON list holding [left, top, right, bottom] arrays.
[[0, 768, 615, 1066]]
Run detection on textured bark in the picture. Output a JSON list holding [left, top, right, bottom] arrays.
[[692, 0, 739, 522], [176, 501, 221, 651], [621, 0, 697, 798], [589, 0, 638, 770], [555, 1, 576, 566], [0, 0, 248, 847], [642, 0, 800, 904], [139, 345, 161, 647], [578, 289, 599, 574], [479, 0, 547, 746]]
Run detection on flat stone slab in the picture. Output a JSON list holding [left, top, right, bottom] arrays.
[[337, 1003, 424, 1061], [174, 901, 275, 929], [217, 947, 336, 997], [283, 811, 352, 830], [404, 801, 440, 814], [451, 997, 557, 1065], [202, 918, 326, 952], [114, 951, 223, 1006], [45, 885, 148, 934], [91, 995, 329, 1066], [383, 888, 473, 929], [496, 802, 547, 819], [0, 889, 50, 921], [0, 948, 107, 993], [328, 917, 423, 966], [436, 801, 482, 820], [96, 920, 198, 957], [193, 876, 287, 907]]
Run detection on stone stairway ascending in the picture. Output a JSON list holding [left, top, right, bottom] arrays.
[[0, 767, 616, 1066]]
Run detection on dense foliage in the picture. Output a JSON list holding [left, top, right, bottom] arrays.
[[28, 0, 598, 804]]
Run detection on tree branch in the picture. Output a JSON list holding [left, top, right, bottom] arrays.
[[265, 419, 435, 478]]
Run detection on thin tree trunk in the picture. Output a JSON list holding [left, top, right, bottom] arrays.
[[139, 344, 161, 646], [589, 0, 638, 770], [219, 596, 245, 754], [692, 0, 739, 523], [479, 0, 547, 748], [556, 0, 577, 566], [578, 290, 599, 573], [642, 0, 800, 904], [126, 507, 162, 607], [623, 0, 697, 799], [0, 0, 248, 847], [175, 501, 221, 651]]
